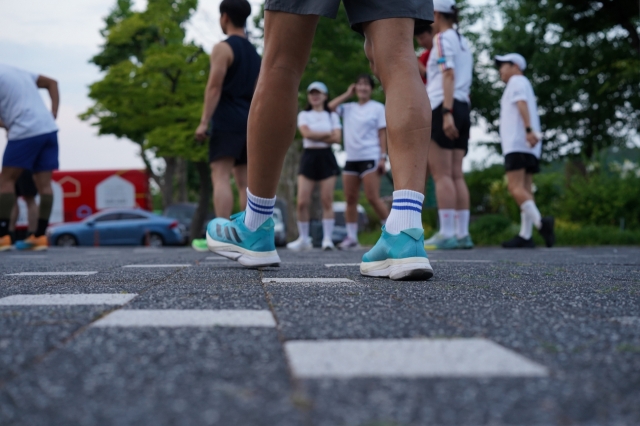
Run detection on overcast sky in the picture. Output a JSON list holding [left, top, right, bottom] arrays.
[[1, 0, 497, 172]]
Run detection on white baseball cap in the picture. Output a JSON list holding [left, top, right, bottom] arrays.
[[494, 53, 527, 71], [307, 81, 328, 94], [433, 0, 457, 13]]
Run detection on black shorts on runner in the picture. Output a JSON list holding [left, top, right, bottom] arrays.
[[15, 170, 38, 198], [298, 149, 340, 181], [432, 100, 471, 154], [343, 159, 378, 178], [504, 152, 540, 174], [265, 0, 433, 36], [208, 130, 247, 166]]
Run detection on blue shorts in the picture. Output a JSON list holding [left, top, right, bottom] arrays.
[[2, 131, 59, 172]]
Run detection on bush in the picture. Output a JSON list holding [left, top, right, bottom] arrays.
[[469, 214, 515, 246]]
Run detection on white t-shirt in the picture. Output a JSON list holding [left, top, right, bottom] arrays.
[[336, 100, 386, 161], [297, 110, 342, 149], [426, 29, 473, 108], [499, 75, 542, 158], [0, 64, 58, 141]]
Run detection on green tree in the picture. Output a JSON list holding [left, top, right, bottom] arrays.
[[472, 0, 640, 161]]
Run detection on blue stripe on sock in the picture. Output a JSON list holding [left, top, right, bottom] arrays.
[[391, 205, 422, 213], [248, 199, 274, 215], [393, 198, 423, 206]]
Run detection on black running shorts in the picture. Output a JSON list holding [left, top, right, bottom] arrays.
[[209, 130, 248, 166], [343, 159, 378, 178], [431, 100, 471, 154], [298, 148, 340, 181], [15, 170, 38, 198], [264, 0, 433, 36], [504, 152, 540, 174]]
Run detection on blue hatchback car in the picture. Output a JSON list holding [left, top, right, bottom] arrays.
[[47, 209, 185, 247]]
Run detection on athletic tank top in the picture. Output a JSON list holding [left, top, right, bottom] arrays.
[[210, 35, 261, 133]]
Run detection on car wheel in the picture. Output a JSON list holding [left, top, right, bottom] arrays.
[[56, 234, 78, 247], [146, 233, 164, 247]]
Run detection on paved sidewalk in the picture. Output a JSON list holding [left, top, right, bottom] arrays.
[[1, 246, 639, 425]]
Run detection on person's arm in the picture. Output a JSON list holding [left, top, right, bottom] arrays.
[[516, 100, 539, 147], [299, 125, 332, 141], [195, 42, 234, 141], [328, 84, 355, 111], [377, 128, 387, 174], [0, 118, 5, 128], [325, 128, 341, 144], [441, 68, 459, 140], [36, 75, 59, 119]]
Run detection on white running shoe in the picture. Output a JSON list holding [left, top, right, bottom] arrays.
[[338, 237, 360, 250], [287, 237, 313, 252], [321, 239, 336, 251], [424, 232, 445, 246]]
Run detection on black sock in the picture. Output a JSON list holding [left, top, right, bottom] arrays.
[[35, 219, 49, 238], [0, 219, 8, 238]]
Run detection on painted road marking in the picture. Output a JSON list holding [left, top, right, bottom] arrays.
[[0, 293, 137, 306], [285, 338, 548, 378], [5, 271, 98, 276], [122, 264, 192, 268], [8, 255, 48, 259], [325, 263, 360, 267], [262, 278, 354, 283], [92, 309, 276, 328], [431, 260, 492, 263]]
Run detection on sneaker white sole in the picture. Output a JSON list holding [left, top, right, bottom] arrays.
[[360, 257, 434, 281], [206, 234, 280, 267]]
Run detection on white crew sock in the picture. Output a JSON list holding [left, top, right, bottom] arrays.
[[322, 219, 335, 242], [438, 209, 456, 238], [455, 209, 470, 239], [244, 189, 276, 231], [519, 211, 533, 239], [297, 221, 310, 241], [521, 200, 542, 229], [346, 222, 358, 241], [385, 190, 424, 234]]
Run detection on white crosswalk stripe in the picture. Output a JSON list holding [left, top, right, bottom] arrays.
[[0, 293, 137, 306], [92, 309, 276, 328], [263, 278, 354, 283], [5, 271, 98, 276]]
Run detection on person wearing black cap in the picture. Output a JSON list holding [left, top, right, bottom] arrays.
[[424, 0, 474, 251], [495, 53, 555, 248]]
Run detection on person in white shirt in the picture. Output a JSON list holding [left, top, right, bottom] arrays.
[[424, 0, 474, 251], [287, 81, 342, 251], [495, 53, 555, 248], [0, 64, 59, 251], [329, 74, 389, 249]]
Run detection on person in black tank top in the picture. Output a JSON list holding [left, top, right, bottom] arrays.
[[195, 0, 260, 222]]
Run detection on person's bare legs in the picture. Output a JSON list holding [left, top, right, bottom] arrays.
[[342, 174, 360, 224], [233, 164, 248, 211], [506, 169, 532, 206], [10, 197, 38, 234], [362, 171, 389, 221], [295, 175, 315, 223], [428, 143, 456, 209], [319, 176, 336, 220], [452, 149, 469, 210], [247, 12, 319, 198], [362, 18, 430, 193], [210, 158, 236, 219]]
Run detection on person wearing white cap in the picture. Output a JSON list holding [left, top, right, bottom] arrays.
[[424, 0, 474, 251], [495, 53, 555, 248], [205, 0, 436, 280], [287, 81, 342, 251]]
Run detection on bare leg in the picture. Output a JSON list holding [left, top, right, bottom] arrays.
[[319, 176, 336, 220], [210, 158, 236, 219], [428, 143, 456, 209], [0, 167, 22, 194], [26, 197, 38, 233], [363, 170, 389, 221], [295, 175, 315, 223], [247, 12, 319, 198], [524, 173, 533, 201], [362, 19, 430, 193], [452, 149, 470, 210], [233, 164, 248, 211], [506, 170, 532, 206], [342, 173, 360, 224]]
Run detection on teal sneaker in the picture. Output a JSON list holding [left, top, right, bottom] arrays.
[[360, 227, 433, 281], [424, 232, 443, 246], [206, 212, 281, 267], [425, 235, 459, 250], [456, 235, 474, 249], [191, 238, 208, 252]]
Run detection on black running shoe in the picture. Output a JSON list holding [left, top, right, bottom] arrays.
[[502, 235, 535, 248], [539, 216, 555, 248]]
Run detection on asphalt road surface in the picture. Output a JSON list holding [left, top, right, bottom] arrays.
[[1, 246, 639, 425]]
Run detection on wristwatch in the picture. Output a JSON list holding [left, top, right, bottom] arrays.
[[442, 107, 453, 115], [526, 127, 532, 133]]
